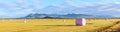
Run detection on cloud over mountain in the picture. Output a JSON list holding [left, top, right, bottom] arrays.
[[0, 0, 120, 18]]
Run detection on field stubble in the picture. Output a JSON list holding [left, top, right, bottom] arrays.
[[0, 18, 119, 32]]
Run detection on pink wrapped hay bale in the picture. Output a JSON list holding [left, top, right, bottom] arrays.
[[76, 18, 86, 26]]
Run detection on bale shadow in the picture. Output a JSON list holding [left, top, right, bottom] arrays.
[[35, 25, 76, 26], [116, 29, 120, 32]]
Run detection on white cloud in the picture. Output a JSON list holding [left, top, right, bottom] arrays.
[[112, 9, 120, 12], [114, 2, 120, 4], [31, 0, 41, 9], [74, 12, 89, 14]]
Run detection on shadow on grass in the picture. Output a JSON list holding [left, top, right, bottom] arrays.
[[116, 29, 120, 32], [35, 25, 76, 26]]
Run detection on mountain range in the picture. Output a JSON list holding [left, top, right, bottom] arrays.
[[24, 13, 114, 18], [25, 3, 120, 18]]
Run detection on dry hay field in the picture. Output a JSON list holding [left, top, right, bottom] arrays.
[[0, 18, 119, 32]]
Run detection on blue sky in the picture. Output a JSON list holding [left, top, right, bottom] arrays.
[[0, 0, 120, 18]]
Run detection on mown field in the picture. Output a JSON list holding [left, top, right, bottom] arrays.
[[0, 18, 119, 32]]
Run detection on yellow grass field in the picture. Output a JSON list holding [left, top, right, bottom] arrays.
[[0, 18, 119, 32]]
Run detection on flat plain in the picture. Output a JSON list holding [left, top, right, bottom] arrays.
[[0, 18, 119, 32]]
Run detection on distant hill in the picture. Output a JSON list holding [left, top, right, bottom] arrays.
[[24, 13, 114, 18]]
